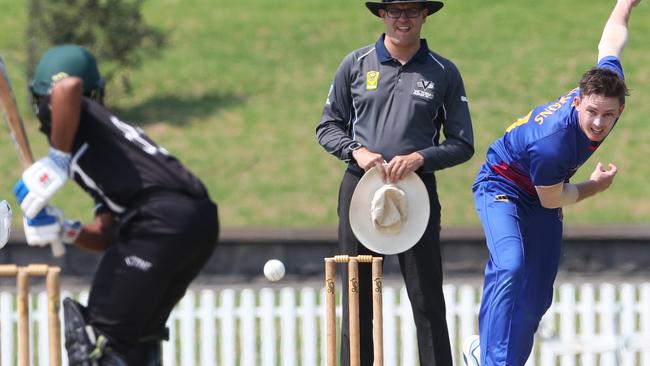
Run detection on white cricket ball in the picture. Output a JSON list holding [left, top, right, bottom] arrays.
[[263, 259, 285, 282]]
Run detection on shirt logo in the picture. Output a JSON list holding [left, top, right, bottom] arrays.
[[412, 79, 434, 100], [366, 71, 379, 90]]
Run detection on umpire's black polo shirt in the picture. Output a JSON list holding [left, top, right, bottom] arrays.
[[317, 34, 474, 173]]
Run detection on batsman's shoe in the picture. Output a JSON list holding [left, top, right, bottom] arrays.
[[462, 334, 481, 366], [63, 298, 127, 366]]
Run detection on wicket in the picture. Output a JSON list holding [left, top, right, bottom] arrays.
[[325, 255, 383, 366], [0, 264, 61, 366]]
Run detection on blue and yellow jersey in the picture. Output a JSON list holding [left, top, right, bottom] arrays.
[[477, 56, 624, 197]]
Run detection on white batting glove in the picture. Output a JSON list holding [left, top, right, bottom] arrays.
[[0, 200, 11, 249], [23, 206, 63, 247], [22, 205, 71, 257], [14, 148, 70, 219]]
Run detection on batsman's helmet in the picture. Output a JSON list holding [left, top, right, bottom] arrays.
[[30, 44, 105, 103]]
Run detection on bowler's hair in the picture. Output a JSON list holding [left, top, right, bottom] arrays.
[[579, 67, 629, 106]]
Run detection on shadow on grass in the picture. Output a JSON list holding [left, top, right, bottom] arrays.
[[111, 91, 245, 126]]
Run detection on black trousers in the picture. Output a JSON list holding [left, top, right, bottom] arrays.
[[86, 192, 219, 364], [338, 168, 452, 366]]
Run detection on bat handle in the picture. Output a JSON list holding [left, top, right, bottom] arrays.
[[50, 239, 66, 257]]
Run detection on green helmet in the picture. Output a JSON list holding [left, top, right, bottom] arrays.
[[30, 44, 104, 99]]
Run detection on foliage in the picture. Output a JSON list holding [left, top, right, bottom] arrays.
[[26, 0, 166, 91]]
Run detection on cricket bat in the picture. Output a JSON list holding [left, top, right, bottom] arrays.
[[0, 56, 66, 257]]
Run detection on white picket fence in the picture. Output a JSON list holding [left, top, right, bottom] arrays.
[[1, 282, 649, 366]]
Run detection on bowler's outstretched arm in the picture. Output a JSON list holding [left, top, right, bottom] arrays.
[[598, 0, 641, 60]]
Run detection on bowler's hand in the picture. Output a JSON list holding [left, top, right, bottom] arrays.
[[353, 148, 387, 181], [590, 162, 617, 192], [385, 152, 424, 183], [619, 0, 641, 8]]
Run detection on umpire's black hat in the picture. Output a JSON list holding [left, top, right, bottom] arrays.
[[365, 0, 444, 17]]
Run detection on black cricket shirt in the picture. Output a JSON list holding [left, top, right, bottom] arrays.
[[36, 96, 209, 216]]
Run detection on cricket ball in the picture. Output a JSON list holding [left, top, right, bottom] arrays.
[[263, 259, 285, 282]]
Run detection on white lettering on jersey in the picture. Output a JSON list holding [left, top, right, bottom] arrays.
[[70, 143, 126, 214], [125, 255, 153, 271], [109, 116, 169, 156]]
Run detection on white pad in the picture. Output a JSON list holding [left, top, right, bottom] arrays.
[[0, 200, 11, 249]]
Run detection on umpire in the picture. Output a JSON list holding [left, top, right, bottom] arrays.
[[14, 44, 219, 365], [317, 0, 474, 365]]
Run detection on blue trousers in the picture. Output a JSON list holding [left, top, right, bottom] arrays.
[[473, 179, 562, 366]]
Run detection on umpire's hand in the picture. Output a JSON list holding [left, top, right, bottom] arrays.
[[353, 148, 387, 182], [385, 152, 424, 183]]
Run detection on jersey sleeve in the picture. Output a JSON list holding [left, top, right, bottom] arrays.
[[417, 61, 474, 172], [316, 53, 356, 162], [597, 56, 625, 80], [528, 131, 575, 186]]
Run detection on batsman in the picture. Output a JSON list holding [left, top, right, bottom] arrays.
[[13, 44, 219, 365]]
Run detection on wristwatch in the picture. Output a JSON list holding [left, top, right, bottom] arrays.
[[348, 141, 363, 152]]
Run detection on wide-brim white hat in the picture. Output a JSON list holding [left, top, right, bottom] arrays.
[[349, 167, 429, 255]]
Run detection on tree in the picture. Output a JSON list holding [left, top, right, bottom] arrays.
[[27, 0, 166, 95]]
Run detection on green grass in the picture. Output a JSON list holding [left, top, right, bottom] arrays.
[[1, 0, 649, 227]]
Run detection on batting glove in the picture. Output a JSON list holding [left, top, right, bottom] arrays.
[[14, 148, 70, 219], [22, 205, 69, 257], [61, 219, 82, 245], [0, 200, 11, 249], [23, 205, 63, 247]]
